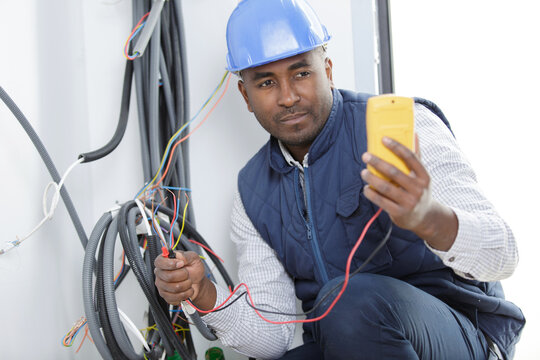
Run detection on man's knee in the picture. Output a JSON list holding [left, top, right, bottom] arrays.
[[316, 273, 405, 319]]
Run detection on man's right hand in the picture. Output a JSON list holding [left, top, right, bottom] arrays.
[[154, 250, 216, 311]]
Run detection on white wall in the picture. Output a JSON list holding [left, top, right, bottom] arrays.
[[0, 0, 368, 359], [391, 1, 540, 359]]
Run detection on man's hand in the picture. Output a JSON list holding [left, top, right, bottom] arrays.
[[154, 250, 216, 311], [360, 136, 458, 251]]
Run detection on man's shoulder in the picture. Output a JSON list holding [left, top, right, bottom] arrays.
[[338, 88, 374, 105]]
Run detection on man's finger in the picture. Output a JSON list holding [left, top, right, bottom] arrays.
[[362, 152, 418, 192], [382, 137, 428, 180], [155, 267, 190, 283], [171, 250, 200, 266], [154, 255, 185, 271]]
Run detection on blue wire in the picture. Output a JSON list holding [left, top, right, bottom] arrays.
[[133, 73, 228, 199], [152, 203, 161, 236], [169, 191, 183, 247], [169, 308, 185, 313], [127, 21, 146, 59], [64, 320, 87, 346], [161, 186, 192, 192]]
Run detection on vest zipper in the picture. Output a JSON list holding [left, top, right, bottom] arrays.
[[303, 167, 330, 284]]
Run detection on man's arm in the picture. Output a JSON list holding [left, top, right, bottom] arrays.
[[361, 103, 518, 281], [154, 190, 297, 359]]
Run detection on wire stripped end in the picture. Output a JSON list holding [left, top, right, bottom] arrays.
[[161, 246, 169, 258]]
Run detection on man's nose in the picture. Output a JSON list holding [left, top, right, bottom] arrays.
[[277, 81, 300, 108]]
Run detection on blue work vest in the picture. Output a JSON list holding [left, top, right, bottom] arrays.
[[238, 89, 524, 358]]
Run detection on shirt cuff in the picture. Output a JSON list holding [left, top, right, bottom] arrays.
[[425, 207, 482, 280], [200, 283, 239, 333]]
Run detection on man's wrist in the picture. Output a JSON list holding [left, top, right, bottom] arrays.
[[418, 202, 458, 251], [192, 277, 217, 313]]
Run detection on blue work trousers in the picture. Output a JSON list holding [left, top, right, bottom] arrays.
[[280, 273, 495, 360]]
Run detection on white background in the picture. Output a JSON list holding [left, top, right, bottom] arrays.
[[391, 1, 540, 359], [0, 0, 536, 359]]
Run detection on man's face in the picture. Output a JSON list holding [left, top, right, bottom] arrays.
[[238, 49, 334, 159]]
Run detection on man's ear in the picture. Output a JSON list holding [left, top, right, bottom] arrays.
[[237, 80, 253, 113], [325, 58, 334, 89]]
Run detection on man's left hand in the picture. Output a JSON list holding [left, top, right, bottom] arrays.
[[360, 136, 457, 251]]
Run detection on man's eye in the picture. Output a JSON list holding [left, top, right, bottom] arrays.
[[296, 71, 310, 78], [259, 80, 273, 88]]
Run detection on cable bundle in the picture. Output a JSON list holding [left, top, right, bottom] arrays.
[[2, 0, 234, 358], [78, 0, 234, 358], [83, 201, 234, 360]]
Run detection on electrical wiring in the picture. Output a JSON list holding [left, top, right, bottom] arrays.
[[173, 193, 189, 250], [75, 326, 94, 353], [118, 307, 151, 353], [0, 86, 89, 248], [155, 72, 232, 190], [134, 71, 231, 199], [1, 157, 83, 255], [246, 220, 393, 317], [0, 0, 233, 357], [62, 317, 87, 347], [166, 188, 179, 247], [185, 209, 387, 325], [135, 199, 153, 236], [124, 12, 150, 60], [187, 239, 224, 264]]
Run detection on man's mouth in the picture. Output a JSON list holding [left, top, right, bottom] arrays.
[[279, 112, 308, 124]]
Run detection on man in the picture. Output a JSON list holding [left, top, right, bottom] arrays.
[[154, 0, 524, 359]]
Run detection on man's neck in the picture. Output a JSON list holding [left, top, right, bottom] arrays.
[[286, 144, 310, 163]]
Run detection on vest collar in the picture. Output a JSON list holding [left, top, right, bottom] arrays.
[[267, 88, 343, 173]]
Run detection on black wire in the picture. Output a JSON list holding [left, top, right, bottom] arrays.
[[211, 291, 248, 313], [244, 222, 393, 318], [79, 59, 134, 163]]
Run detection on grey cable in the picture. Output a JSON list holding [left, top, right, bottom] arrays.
[[103, 217, 144, 360], [132, 0, 152, 182], [0, 86, 89, 248], [173, 0, 195, 225], [148, 17, 162, 176], [83, 212, 114, 360], [158, 46, 188, 211], [188, 310, 217, 341]]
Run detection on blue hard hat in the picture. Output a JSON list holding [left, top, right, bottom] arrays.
[[226, 0, 331, 72]]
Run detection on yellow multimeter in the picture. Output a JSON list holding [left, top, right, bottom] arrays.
[[366, 94, 415, 181]]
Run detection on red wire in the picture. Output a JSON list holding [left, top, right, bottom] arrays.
[[186, 208, 383, 324], [150, 73, 232, 191], [188, 239, 225, 263], [167, 189, 178, 247], [124, 12, 150, 59]]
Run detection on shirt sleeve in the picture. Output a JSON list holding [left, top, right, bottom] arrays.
[[202, 190, 297, 359], [415, 103, 518, 281]]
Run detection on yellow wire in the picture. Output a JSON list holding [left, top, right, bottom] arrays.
[[173, 194, 189, 250], [138, 70, 229, 198], [173, 323, 190, 332]]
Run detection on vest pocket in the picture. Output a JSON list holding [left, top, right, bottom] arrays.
[[335, 183, 393, 273]]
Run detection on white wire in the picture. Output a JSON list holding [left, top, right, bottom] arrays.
[[0, 158, 83, 255], [135, 199, 153, 236], [150, 210, 167, 246], [117, 307, 151, 353]]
